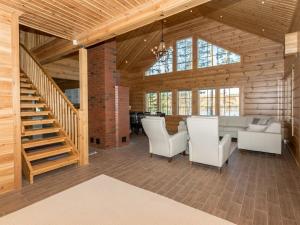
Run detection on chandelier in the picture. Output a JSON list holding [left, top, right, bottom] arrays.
[[151, 20, 172, 62]]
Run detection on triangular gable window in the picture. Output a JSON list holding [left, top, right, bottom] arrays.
[[145, 48, 173, 76], [198, 39, 241, 68]]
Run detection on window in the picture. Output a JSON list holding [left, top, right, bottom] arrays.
[[176, 38, 193, 71], [198, 39, 241, 68], [160, 92, 172, 115], [199, 89, 216, 116], [220, 88, 240, 116], [145, 92, 158, 113], [145, 48, 173, 76], [178, 90, 192, 115]]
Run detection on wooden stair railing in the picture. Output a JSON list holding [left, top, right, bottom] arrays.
[[19, 44, 79, 152]]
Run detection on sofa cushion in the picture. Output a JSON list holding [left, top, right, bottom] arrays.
[[265, 122, 281, 134], [219, 116, 252, 128], [251, 118, 261, 124], [258, 118, 270, 125], [247, 124, 267, 132]]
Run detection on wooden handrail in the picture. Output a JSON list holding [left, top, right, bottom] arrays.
[[20, 44, 79, 150], [20, 43, 78, 114]]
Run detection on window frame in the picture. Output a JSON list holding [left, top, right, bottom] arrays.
[[177, 90, 192, 116], [198, 88, 216, 116], [176, 37, 193, 72], [145, 47, 174, 76], [145, 92, 158, 113], [159, 91, 173, 116], [219, 87, 241, 117], [196, 37, 242, 71]]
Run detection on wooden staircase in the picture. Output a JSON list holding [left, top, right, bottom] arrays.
[[20, 72, 79, 184]]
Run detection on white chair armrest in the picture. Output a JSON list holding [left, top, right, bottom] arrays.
[[169, 131, 188, 156], [218, 134, 232, 166]]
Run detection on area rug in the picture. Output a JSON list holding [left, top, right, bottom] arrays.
[[0, 175, 236, 225]]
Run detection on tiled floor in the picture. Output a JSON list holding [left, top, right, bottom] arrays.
[[0, 135, 299, 225]]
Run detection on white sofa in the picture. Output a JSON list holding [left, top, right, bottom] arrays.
[[238, 122, 282, 154], [186, 116, 233, 169], [142, 117, 188, 161], [219, 116, 275, 138]]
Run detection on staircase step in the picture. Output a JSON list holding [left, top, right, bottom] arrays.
[[22, 118, 55, 126], [21, 111, 50, 117], [22, 127, 60, 137], [20, 83, 32, 88], [20, 78, 29, 82], [22, 135, 66, 148], [32, 155, 78, 176], [27, 145, 73, 161], [21, 88, 36, 94], [21, 103, 46, 109], [21, 95, 40, 101]]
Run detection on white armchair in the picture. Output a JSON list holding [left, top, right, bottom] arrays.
[[141, 117, 187, 161], [187, 116, 232, 169]]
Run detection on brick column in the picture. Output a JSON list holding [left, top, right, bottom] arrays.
[[88, 40, 124, 149]]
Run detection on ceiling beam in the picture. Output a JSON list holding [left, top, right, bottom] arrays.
[[289, 0, 300, 32], [76, 0, 211, 47], [32, 38, 78, 65], [33, 0, 210, 64]]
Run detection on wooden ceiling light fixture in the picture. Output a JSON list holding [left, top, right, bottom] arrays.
[[151, 19, 172, 62]]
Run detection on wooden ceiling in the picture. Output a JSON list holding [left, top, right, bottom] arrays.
[[1, 0, 151, 39], [0, 0, 210, 46], [117, 0, 299, 70], [11, 0, 299, 67], [199, 0, 298, 43]]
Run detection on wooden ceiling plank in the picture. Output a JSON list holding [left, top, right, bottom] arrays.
[[19, 20, 73, 40], [15, 0, 91, 33], [80, 0, 116, 19], [76, 0, 211, 46], [20, 16, 76, 38], [70, 0, 111, 22], [40, 0, 102, 27], [31, 0, 96, 30]]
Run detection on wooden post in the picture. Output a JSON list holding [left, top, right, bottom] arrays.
[[0, 6, 22, 194], [11, 12, 22, 190], [79, 47, 89, 165]]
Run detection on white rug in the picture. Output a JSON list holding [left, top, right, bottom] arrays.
[[0, 175, 236, 225]]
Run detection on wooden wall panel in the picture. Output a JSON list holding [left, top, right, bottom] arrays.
[[44, 56, 79, 81], [0, 9, 21, 194], [284, 55, 300, 166], [20, 29, 55, 51], [122, 18, 284, 133]]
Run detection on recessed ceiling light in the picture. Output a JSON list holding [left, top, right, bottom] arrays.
[[261, 1, 265, 4], [262, 28, 265, 32], [144, 39, 147, 42], [125, 60, 128, 64], [190, 9, 193, 12], [220, 15, 223, 19], [72, 40, 78, 46]]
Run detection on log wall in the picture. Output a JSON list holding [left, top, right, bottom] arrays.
[[123, 18, 285, 133], [0, 8, 21, 194]]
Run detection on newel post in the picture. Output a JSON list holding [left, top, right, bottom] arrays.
[[79, 47, 89, 165]]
